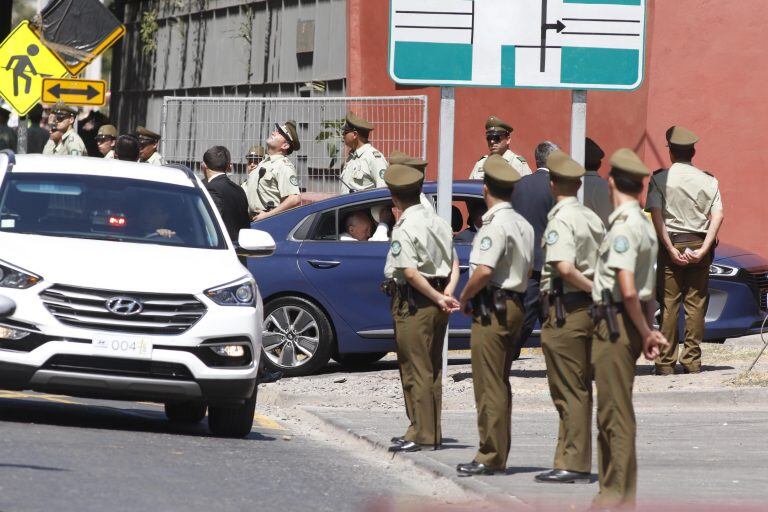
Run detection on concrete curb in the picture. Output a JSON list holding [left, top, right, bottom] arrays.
[[301, 406, 530, 508]]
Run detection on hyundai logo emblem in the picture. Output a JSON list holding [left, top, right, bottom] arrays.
[[105, 297, 143, 316]]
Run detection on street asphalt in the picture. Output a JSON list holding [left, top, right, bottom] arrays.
[[307, 406, 768, 510], [0, 391, 453, 512]]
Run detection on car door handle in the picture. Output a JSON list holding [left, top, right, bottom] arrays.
[[307, 259, 341, 269], [459, 265, 470, 274]]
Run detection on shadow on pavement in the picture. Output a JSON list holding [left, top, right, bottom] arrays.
[[0, 397, 275, 441], [0, 463, 70, 472]]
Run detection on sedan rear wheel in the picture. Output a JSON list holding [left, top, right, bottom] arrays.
[[261, 297, 333, 377]]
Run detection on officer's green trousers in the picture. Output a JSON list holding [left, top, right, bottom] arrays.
[[470, 299, 524, 470], [541, 305, 594, 474]]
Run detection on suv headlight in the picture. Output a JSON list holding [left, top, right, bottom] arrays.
[[0, 260, 41, 289], [204, 278, 257, 307], [709, 263, 738, 277]]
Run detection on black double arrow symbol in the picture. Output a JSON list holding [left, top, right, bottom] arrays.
[[46, 83, 100, 100]]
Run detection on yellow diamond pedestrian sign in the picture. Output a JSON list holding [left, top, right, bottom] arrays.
[[0, 21, 69, 116]]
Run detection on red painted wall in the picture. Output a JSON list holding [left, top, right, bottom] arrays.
[[347, 0, 765, 255]]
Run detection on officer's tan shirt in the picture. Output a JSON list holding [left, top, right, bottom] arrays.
[[645, 162, 723, 234], [42, 129, 86, 156], [469, 202, 534, 293], [104, 150, 115, 159], [593, 200, 658, 304], [541, 197, 605, 294], [469, 149, 532, 180], [245, 154, 300, 212], [386, 204, 454, 284], [340, 143, 388, 192], [583, 170, 612, 227]]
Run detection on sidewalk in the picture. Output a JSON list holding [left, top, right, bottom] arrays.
[[305, 404, 768, 509]]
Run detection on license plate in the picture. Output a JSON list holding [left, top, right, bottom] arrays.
[[92, 336, 153, 359]]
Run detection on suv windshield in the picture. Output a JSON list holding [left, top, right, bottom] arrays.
[[0, 173, 226, 249]]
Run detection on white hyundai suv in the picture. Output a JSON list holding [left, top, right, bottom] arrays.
[[0, 151, 275, 437]]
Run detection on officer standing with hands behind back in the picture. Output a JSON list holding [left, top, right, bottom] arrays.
[[590, 149, 668, 509], [383, 164, 460, 453], [456, 154, 534, 476], [535, 150, 605, 484], [646, 126, 724, 375]]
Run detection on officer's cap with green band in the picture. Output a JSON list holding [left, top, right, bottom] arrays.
[[485, 115, 513, 134], [546, 149, 585, 180], [482, 154, 521, 189], [384, 164, 424, 193], [666, 125, 699, 147], [52, 102, 77, 116], [610, 148, 649, 181], [388, 150, 428, 173], [344, 112, 374, 133]]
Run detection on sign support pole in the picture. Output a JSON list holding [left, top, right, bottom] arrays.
[[16, 116, 27, 154], [437, 86, 455, 386], [571, 89, 587, 203]]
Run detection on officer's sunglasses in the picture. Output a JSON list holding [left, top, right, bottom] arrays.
[[95, 136, 114, 143], [486, 134, 506, 143], [53, 113, 70, 122], [137, 138, 155, 148]]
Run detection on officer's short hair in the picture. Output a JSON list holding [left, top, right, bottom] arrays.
[[115, 134, 140, 161], [610, 169, 644, 194], [484, 180, 514, 200], [669, 144, 695, 162], [203, 145, 231, 172], [535, 141, 560, 169]]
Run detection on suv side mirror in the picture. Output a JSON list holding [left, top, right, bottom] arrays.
[[0, 296, 16, 318], [236, 229, 276, 258]]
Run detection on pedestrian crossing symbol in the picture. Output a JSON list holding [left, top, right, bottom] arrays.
[[0, 21, 69, 116], [389, 0, 646, 91]]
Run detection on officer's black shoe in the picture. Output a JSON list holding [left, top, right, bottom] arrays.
[[534, 469, 591, 484], [456, 461, 497, 476], [390, 436, 405, 444], [388, 440, 421, 453]]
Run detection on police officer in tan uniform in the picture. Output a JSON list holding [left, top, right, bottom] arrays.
[[646, 126, 724, 375], [135, 126, 165, 165], [340, 113, 388, 192], [43, 104, 86, 156], [96, 125, 118, 159], [456, 155, 533, 475], [535, 150, 605, 484], [469, 116, 532, 180], [383, 164, 460, 453], [591, 149, 668, 509], [246, 121, 301, 220]]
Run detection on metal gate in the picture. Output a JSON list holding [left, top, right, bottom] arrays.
[[160, 96, 428, 195]]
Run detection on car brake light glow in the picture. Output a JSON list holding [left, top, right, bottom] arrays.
[[108, 216, 127, 227]]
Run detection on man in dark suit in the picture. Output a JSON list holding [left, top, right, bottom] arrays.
[[510, 141, 559, 359], [202, 146, 251, 243]]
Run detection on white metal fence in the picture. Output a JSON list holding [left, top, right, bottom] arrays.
[[160, 96, 428, 195]]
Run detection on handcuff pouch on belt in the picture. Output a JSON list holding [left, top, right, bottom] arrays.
[[471, 286, 518, 323]]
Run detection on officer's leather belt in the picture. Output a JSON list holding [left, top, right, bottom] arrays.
[[380, 277, 449, 314], [560, 291, 593, 311], [670, 232, 705, 244]]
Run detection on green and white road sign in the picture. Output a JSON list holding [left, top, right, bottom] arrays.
[[388, 0, 647, 90]]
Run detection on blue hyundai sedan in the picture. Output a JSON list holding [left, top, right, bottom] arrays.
[[249, 181, 768, 376]]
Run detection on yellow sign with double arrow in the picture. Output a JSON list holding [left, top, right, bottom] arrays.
[[41, 78, 107, 107], [0, 21, 69, 116]]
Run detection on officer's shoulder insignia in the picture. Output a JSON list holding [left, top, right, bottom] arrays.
[[391, 240, 402, 256], [289, 175, 299, 186], [373, 151, 382, 158], [517, 156, 527, 163], [379, 169, 385, 179], [70, 150, 82, 156], [545, 230, 559, 245], [613, 235, 630, 253], [480, 237, 493, 251]]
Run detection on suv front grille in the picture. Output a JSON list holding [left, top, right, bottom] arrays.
[[745, 271, 768, 311], [43, 355, 193, 380], [40, 284, 206, 335]]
